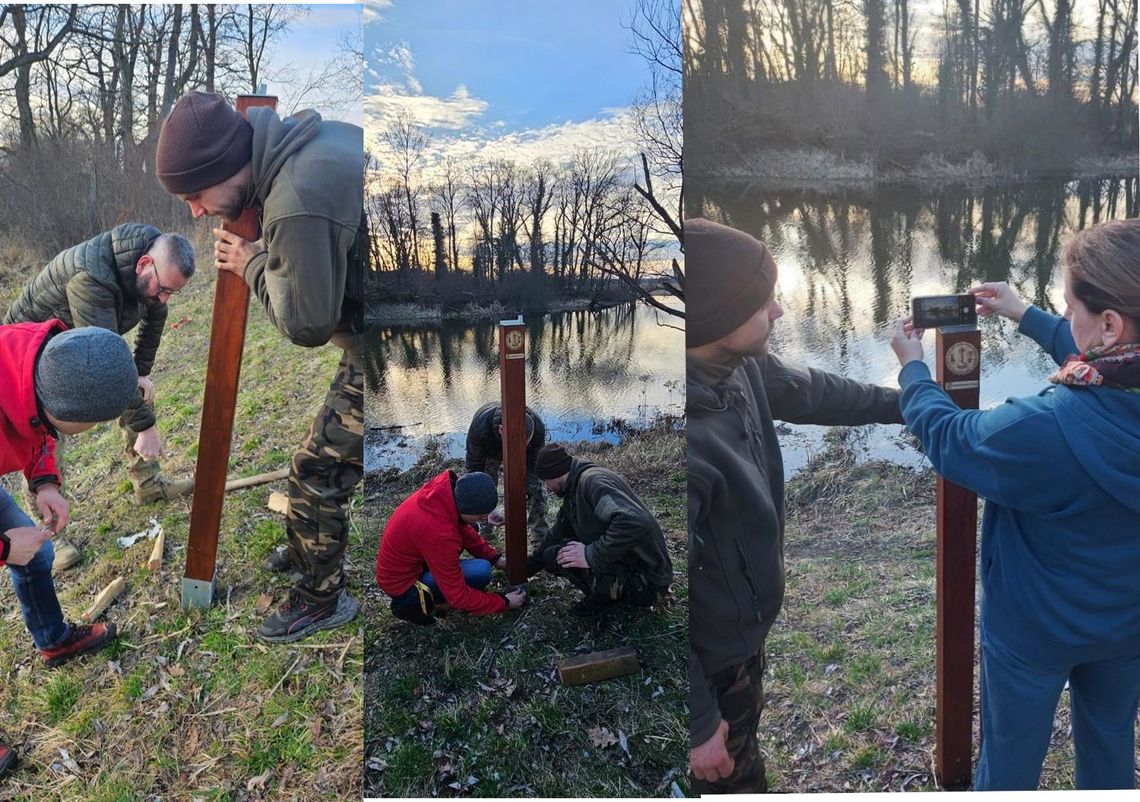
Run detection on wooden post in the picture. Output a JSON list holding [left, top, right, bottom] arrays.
[[498, 317, 528, 585], [182, 94, 278, 609], [934, 324, 981, 789]]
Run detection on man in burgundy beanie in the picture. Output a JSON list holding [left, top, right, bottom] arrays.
[[156, 91, 366, 644], [686, 217, 904, 792]]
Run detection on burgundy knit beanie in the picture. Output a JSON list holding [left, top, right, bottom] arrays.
[[685, 218, 778, 348], [535, 444, 573, 480], [156, 92, 253, 194]]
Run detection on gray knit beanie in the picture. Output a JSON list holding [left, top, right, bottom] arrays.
[[156, 92, 253, 194], [454, 472, 498, 515], [35, 328, 139, 423], [685, 218, 778, 348]]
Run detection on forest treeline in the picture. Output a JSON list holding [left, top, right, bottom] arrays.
[[0, 4, 358, 260], [366, 0, 684, 318], [685, 0, 1139, 175]]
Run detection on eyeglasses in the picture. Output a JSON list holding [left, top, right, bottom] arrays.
[[150, 261, 182, 297]]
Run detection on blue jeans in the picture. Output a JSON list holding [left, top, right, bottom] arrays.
[[391, 558, 493, 607], [975, 618, 1140, 790], [1, 487, 68, 649]]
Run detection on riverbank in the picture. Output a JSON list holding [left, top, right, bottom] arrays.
[[362, 426, 687, 797], [688, 149, 1138, 192], [365, 295, 627, 326], [764, 428, 1082, 791]]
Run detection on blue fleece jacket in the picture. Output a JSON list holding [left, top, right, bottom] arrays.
[[899, 306, 1140, 662]]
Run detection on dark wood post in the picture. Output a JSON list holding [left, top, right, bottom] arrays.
[[934, 324, 981, 788], [182, 94, 278, 609], [498, 317, 528, 585]]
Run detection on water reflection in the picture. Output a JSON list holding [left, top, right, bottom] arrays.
[[689, 178, 1139, 475], [365, 302, 685, 471]]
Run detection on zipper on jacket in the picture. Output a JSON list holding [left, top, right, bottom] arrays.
[[734, 539, 764, 622]]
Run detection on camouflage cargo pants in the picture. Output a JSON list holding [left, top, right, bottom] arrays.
[[479, 457, 549, 543], [539, 545, 667, 606], [285, 341, 364, 602], [692, 649, 768, 795], [120, 410, 161, 488]]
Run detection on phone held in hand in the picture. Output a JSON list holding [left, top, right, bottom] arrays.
[[912, 294, 977, 329]]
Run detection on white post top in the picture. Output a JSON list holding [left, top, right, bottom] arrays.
[[499, 315, 524, 326]]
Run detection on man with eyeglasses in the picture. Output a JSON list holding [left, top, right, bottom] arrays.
[[4, 224, 197, 568]]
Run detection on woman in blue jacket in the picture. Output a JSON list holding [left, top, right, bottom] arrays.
[[890, 218, 1140, 790]]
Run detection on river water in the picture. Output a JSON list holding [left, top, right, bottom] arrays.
[[688, 177, 1140, 476], [365, 301, 685, 471]]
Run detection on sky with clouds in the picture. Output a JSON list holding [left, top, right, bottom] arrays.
[[364, 0, 655, 175], [269, 4, 363, 124]]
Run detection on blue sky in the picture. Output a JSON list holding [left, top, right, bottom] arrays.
[[365, 0, 659, 168], [271, 4, 363, 124]]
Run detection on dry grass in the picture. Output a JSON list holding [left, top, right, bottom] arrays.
[[760, 428, 1128, 791]]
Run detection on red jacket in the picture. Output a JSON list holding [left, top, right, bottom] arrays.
[[0, 321, 63, 488], [375, 470, 507, 615]]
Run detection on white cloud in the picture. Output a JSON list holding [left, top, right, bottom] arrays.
[[366, 84, 489, 130], [363, 0, 393, 25], [367, 108, 643, 184]]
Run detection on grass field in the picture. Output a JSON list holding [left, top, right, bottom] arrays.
[[0, 243, 363, 800], [362, 428, 688, 798], [759, 427, 1108, 792]]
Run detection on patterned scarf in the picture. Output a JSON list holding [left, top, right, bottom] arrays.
[[1049, 343, 1140, 393]]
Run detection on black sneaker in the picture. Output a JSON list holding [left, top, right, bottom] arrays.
[[0, 742, 16, 777], [40, 622, 117, 667], [257, 591, 358, 643], [568, 595, 619, 619], [262, 548, 291, 573]]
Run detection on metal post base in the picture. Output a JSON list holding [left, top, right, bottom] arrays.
[[181, 574, 217, 609]]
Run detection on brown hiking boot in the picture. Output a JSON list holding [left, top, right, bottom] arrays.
[[134, 476, 194, 504], [53, 538, 82, 571], [40, 622, 117, 667]]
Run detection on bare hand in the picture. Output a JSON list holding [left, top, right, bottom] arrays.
[[556, 541, 589, 569], [494, 555, 507, 571], [3, 526, 52, 566], [969, 281, 1028, 322], [137, 376, 155, 404], [691, 719, 734, 783], [134, 426, 163, 461], [213, 228, 266, 278], [35, 484, 69, 533], [890, 318, 925, 366], [504, 587, 528, 608]]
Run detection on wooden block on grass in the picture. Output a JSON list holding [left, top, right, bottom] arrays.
[[267, 491, 289, 515], [81, 577, 127, 622], [556, 646, 639, 686], [147, 528, 165, 571]]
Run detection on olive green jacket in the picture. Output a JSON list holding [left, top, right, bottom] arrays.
[[4, 223, 164, 432], [531, 458, 673, 589], [240, 108, 365, 349]]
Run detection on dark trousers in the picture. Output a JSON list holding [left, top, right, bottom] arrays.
[[538, 544, 666, 606], [692, 650, 768, 795]]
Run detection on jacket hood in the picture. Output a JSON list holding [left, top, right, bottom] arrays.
[[686, 354, 746, 414], [246, 107, 321, 207], [1053, 385, 1140, 515], [0, 320, 64, 473], [415, 469, 462, 522], [565, 457, 598, 494]]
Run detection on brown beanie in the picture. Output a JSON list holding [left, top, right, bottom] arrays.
[[156, 92, 253, 194], [685, 217, 778, 348], [535, 444, 573, 480]]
